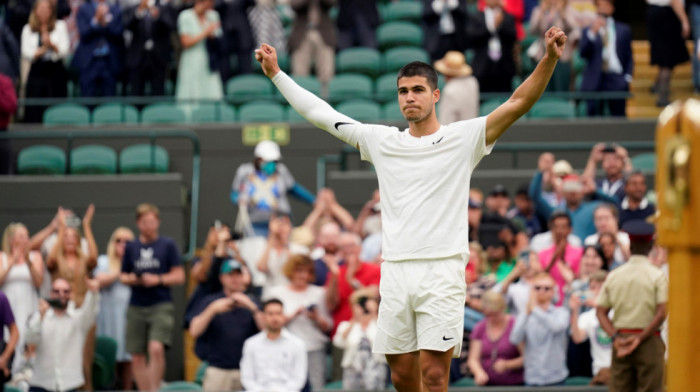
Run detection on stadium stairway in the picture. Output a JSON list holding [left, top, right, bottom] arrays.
[[627, 40, 696, 119]]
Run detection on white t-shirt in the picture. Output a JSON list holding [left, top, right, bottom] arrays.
[[577, 309, 613, 375], [272, 71, 494, 261]]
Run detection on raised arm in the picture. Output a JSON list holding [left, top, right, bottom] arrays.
[[82, 204, 98, 270], [485, 27, 567, 145], [256, 44, 363, 147]]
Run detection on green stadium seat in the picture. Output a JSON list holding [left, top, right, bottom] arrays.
[[140, 103, 187, 124], [119, 144, 169, 174], [238, 101, 285, 123], [383, 47, 429, 73], [324, 380, 344, 389], [327, 73, 373, 104], [286, 106, 308, 123], [529, 98, 576, 119], [375, 72, 398, 102], [92, 335, 118, 389], [382, 1, 422, 22], [377, 21, 423, 50], [43, 103, 90, 126], [159, 381, 201, 392], [252, 50, 289, 74], [480, 99, 504, 117], [191, 103, 236, 123], [451, 377, 476, 386], [70, 145, 118, 174], [227, 74, 274, 104], [336, 47, 382, 77], [382, 101, 404, 122], [336, 99, 382, 122], [564, 376, 593, 386], [17, 145, 66, 175], [291, 75, 322, 96], [631, 152, 656, 171], [4, 385, 22, 392], [92, 103, 139, 124]]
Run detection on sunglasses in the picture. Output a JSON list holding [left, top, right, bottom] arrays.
[[51, 289, 71, 294], [534, 286, 553, 292]]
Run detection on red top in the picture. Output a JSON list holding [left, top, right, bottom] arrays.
[[326, 262, 381, 337], [478, 0, 525, 41], [0, 73, 17, 129]]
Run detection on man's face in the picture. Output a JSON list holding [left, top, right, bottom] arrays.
[[625, 174, 647, 201], [596, 0, 614, 16], [486, 245, 506, 262], [594, 207, 617, 234], [397, 76, 438, 123], [219, 271, 245, 293], [581, 247, 603, 274], [602, 153, 624, 178], [550, 216, 571, 243], [263, 303, 285, 332], [563, 189, 583, 206], [514, 194, 532, 214], [533, 276, 555, 304], [318, 223, 341, 253], [50, 279, 72, 307], [339, 236, 361, 261], [137, 212, 160, 238]]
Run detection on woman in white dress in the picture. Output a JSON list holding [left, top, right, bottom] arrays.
[[0, 223, 44, 374]]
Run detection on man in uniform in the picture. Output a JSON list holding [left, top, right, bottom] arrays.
[[596, 220, 668, 392]]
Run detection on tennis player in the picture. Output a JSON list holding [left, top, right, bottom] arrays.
[[256, 27, 567, 392]]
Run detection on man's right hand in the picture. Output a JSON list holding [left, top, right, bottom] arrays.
[[210, 297, 236, 314], [39, 299, 50, 317], [255, 44, 281, 79]]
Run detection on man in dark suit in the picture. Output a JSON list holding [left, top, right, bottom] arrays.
[[72, 0, 125, 97], [336, 0, 380, 50], [422, 0, 468, 61], [579, 0, 632, 117], [216, 0, 255, 80], [124, 0, 175, 96], [467, 0, 517, 92]]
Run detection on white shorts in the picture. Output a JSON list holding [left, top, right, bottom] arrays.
[[373, 254, 467, 358]]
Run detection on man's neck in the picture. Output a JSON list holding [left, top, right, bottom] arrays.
[[627, 197, 642, 210], [407, 115, 441, 138], [536, 302, 550, 310], [566, 200, 581, 211], [140, 234, 158, 244], [266, 330, 281, 341], [607, 173, 622, 183]]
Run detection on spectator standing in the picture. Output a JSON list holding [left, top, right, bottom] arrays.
[[497, 252, 541, 317], [352, 189, 381, 240], [46, 206, 98, 391], [596, 220, 667, 392], [120, 203, 185, 392], [264, 254, 332, 390], [332, 289, 386, 389], [570, 270, 612, 385], [507, 185, 543, 239], [0, 223, 44, 374], [303, 188, 355, 235], [646, 0, 690, 106], [477, 0, 525, 40], [422, 0, 469, 61], [311, 221, 341, 286], [528, 0, 577, 92], [566, 245, 605, 310], [536, 211, 583, 305], [215, 0, 255, 79], [0, 71, 17, 174], [176, 0, 224, 103], [579, 0, 632, 116], [510, 272, 570, 386], [0, 292, 19, 384], [20, 0, 69, 123], [468, 0, 517, 92], [584, 204, 630, 267], [288, 0, 336, 97], [481, 236, 516, 284], [434, 51, 479, 123], [72, 0, 124, 97], [467, 291, 524, 386], [257, 214, 292, 297], [618, 171, 655, 226], [336, 0, 380, 50], [240, 298, 307, 391], [232, 141, 315, 237], [248, 0, 288, 52], [94, 227, 135, 390], [0, 20, 20, 82], [583, 143, 631, 202], [123, 0, 175, 97], [189, 259, 261, 391], [26, 277, 100, 392]]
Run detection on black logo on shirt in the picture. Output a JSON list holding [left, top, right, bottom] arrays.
[[334, 122, 353, 131], [442, 336, 454, 341], [432, 136, 444, 145]]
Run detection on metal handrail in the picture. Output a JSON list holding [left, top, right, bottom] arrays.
[[0, 129, 201, 260], [318, 141, 656, 189]]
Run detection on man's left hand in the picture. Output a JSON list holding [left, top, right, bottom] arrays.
[[615, 335, 641, 357], [141, 273, 160, 287], [544, 27, 567, 60]]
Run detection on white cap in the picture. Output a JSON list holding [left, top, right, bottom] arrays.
[[254, 140, 281, 161], [552, 160, 573, 177]]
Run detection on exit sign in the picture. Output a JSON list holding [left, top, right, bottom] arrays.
[[242, 124, 290, 146]]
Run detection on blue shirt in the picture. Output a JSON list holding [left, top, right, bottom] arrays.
[[510, 305, 570, 386], [192, 292, 259, 369], [122, 236, 181, 307]]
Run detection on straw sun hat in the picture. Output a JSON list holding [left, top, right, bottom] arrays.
[[434, 51, 472, 77]]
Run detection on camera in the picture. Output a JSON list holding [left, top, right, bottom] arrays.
[[358, 296, 370, 315], [46, 298, 67, 309]]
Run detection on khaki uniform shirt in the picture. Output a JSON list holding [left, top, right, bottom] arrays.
[[596, 255, 668, 329]]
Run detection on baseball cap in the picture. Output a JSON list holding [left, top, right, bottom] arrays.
[[490, 184, 509, 197], [220, 259, 243, 274], [552, 160, 573, 177], [254, 140, 281, 161]]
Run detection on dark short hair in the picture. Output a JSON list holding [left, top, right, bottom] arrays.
[[549, 210, 572, 227], [624, 170, 646, 185], [397, 62, 438, 91], [262, 298, 283, 311]]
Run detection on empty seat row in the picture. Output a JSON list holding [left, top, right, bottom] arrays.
[[479, 98, 578, 119], [17, 144, 169, 175]]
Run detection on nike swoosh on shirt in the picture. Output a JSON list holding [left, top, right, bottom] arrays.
[[442, 336, 454, 341], [432, 136, 444, 145], [334, 122, 353, 131]]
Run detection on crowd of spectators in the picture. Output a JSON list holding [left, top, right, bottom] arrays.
[[0, 137, 667, 391], [0, 0, 696, 124]]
